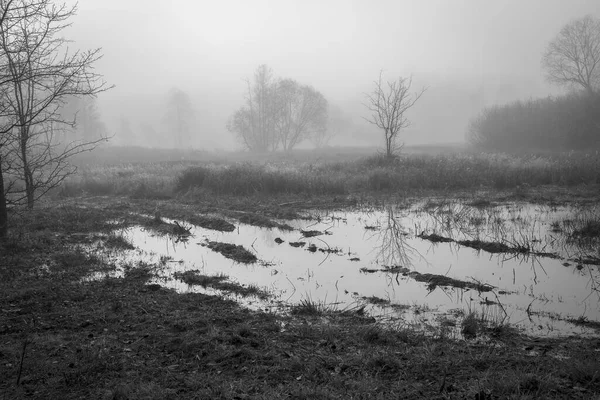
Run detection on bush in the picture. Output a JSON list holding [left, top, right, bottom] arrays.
[[175, 166, 211, 192]]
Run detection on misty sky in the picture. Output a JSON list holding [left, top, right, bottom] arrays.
[[67, 0, 599, 148]]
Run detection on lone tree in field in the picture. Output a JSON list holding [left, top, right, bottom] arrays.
[[364, 72, 426, 158], [0, 0, 111, 211], [542, 15, 600, 94]]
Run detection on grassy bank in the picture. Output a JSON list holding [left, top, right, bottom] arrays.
[[57, 151, 600, 200], [1, 200, 599, 399]]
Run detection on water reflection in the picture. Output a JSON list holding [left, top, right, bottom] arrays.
[[103, 202, 600, 338], [373, 207, 421, 268]]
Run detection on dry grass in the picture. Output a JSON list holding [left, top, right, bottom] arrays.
[[55, 150, 600, 203]]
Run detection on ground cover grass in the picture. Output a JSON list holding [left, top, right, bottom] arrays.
[[1, 197, 600, 399], [3, 147, 600, 398], [56, 150, 600, 201]]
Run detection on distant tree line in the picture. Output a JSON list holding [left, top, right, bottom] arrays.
[[468, 15, 600, 152], [227, 65, 329, 152], [467, 93, 600, 152]]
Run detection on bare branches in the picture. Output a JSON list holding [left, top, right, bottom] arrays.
[[364, 71, 426, 158], [0, 0, 112, 211], [542, 14, 600, 94], [275, 79, 328, 151], [228, 65, 328, 152]]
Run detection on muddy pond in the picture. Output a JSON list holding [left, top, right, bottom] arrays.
[[107, 200, 600, 338]]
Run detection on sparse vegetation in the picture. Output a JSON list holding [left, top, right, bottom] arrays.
[[174, 270, 270, 299], [185, 215, 236, 232], [57, 150, 600, 202], [174, 270, 229, 286]]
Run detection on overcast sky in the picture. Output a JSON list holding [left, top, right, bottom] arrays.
[[66, 0, 600, 148]]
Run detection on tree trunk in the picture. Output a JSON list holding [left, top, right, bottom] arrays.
[[19, 126, 35, 209], [0, 154, 7, 238], [386, 132, 394, 159]]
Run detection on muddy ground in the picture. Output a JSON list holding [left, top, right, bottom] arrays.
[[1, 193, 600, 399]]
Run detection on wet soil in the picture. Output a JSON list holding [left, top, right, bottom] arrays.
[[174, 270, 269, 299], [204, 241, 258, 264], [418, 233, 551, 256], [236, 213, 294, 231], [185, 215, 236, 232], [1, 195, 600, 398], [368, 266, 495, 292]]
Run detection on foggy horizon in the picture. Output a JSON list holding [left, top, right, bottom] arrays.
[[66, 0, 599, 150]]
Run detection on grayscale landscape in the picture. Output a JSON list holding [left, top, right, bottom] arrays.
[[1, 0, 600, 398]]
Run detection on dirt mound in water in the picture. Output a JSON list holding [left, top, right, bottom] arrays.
[[188, 215, 236, 232], [205, 241, 257, 263]]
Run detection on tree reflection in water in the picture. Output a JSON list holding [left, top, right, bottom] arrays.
[[373, 206, 422, 269]]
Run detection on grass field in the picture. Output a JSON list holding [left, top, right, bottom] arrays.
[[57, 145, 600, 200], [2, 145, 600, 399]]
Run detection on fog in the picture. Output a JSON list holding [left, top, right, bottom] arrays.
[[67, 0, 599, 150]]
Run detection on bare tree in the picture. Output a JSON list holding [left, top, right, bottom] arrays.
[[229, 65, 329, 152], [227, 65, 280, 152], [0, 0, 111, 221], [364, 72, 426, 158], [0, 115, 9, 237], [0, 0, 19, 237], [542, 15, 600, 94], [164, 87, 194, 148], [275, 79, 328, 152]]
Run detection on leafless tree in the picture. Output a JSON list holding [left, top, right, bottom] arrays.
[[364, 72, 426, 158], [0, 0, 111, 218], [542, 15, 600, 94], [229, 66, 329, 152], [0, 0, 19, 237], [164, 87, 194, 148], [0, 106, 10, 236], [228, 65, 280, 152], [275, 79, 328, 151]]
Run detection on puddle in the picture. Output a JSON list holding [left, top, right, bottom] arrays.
[[106, 202, 600, 338]]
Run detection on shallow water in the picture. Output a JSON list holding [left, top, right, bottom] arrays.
[[115, 201, 600, 337]]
